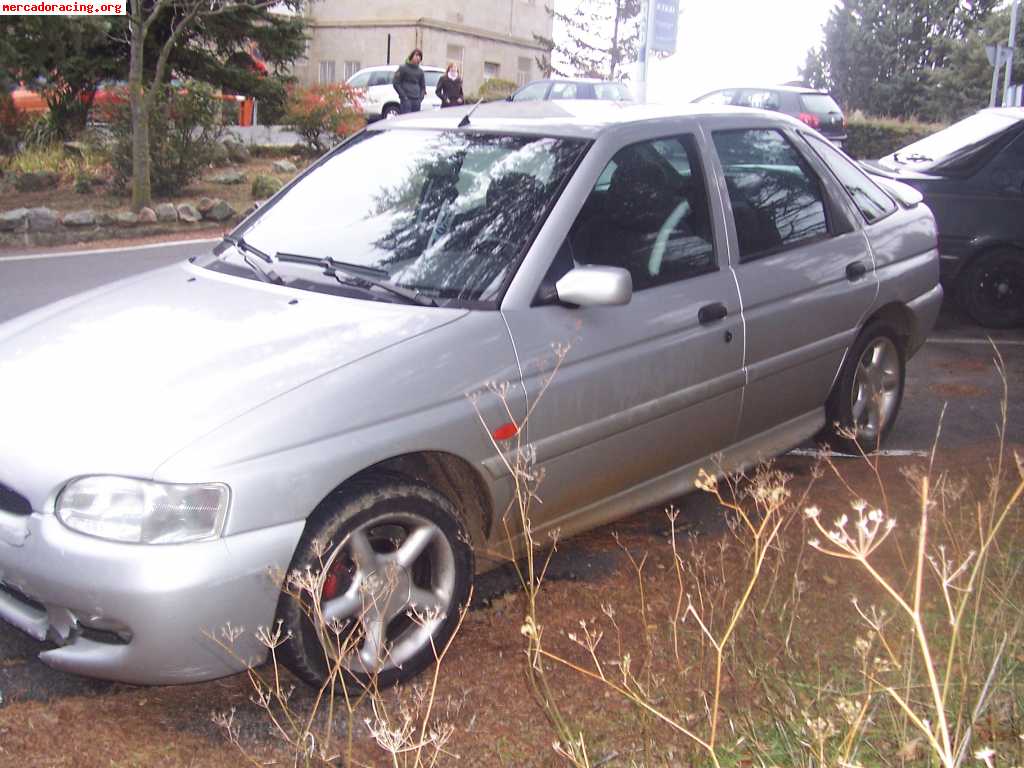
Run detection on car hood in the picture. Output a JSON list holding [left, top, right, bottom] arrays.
[[0, 263, 466, 502]]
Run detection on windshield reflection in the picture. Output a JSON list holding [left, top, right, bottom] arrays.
[[197, 129, 587, 306]]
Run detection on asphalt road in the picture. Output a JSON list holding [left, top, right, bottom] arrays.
[[0, 240, 1021, 705]]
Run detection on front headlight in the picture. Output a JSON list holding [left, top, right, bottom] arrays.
[[56, 476, 229, 544]]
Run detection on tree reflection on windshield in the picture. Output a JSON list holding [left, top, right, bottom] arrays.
[[223, 130, 587, 305]]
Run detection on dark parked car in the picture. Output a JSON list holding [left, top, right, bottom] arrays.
[[865, 108, 1024, 328], [509, 78, 632, 103], [693, 86, 847, 147]]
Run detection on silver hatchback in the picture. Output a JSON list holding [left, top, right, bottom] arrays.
[[0, 101, 942, 688]]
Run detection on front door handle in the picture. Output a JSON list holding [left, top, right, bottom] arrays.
[[698, 302, 728, 324], [846, 260, 868, 281]]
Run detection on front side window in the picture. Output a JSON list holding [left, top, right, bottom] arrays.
[[567, 135, 716, 290], [695, 89, 734, 106], [198, 130, 588, 306], [424, 71, 443, 88], [713, 129, 829, 261], [803, 132, 896, 223], [513, 82, 549, 102]]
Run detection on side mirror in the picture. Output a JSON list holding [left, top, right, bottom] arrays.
[[554, 266, 632, 308]]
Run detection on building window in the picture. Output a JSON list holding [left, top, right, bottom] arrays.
[[318, 60, 336, 84], [344, 61, 361, 80], [517, 57, 532, 86], [446, 44, 464, 67], [484, 61, 501, 80]]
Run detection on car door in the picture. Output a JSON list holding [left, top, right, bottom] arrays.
[[501, 131, 745, 529], [707, 124, 879, 440]]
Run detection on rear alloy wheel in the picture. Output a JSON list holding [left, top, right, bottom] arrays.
[[824, 324, 906, 453], [278, 478, 473, 690], [381, 104, 401, 119], [959, 248, 1024, 329]]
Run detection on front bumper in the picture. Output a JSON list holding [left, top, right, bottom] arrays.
[[0, 510, 304, 684]]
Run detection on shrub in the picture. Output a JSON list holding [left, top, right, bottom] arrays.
[[0, 92, 24, 157], [103, 81, 224, 197], [283, 84, 364, 154], [251, 173, 282, 198], [472, 77, 517, 103], [845, 114, 945, 160]]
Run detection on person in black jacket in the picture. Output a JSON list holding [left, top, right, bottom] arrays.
[[392, 48, 427, 114], [435, 62, 464, 108]]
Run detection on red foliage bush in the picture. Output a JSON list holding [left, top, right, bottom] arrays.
[[284, 84, 365, 153]]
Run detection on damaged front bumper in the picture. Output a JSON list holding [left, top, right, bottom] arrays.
[[0, 509, 304, 685]]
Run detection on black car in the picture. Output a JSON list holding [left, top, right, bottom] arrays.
[[693, 86, 847, 147], [865, 108, 1024, 328], [509, 78, 632, 103]]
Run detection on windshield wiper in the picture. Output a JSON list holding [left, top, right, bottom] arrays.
[[275, 252, 437, 307], [892, 151, 932, 164], [222, 235, 285, 285]]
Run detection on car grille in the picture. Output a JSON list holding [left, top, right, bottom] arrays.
[[0, 481, 33, 516]]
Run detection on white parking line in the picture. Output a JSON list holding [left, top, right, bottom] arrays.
[[0, 238, 221, 263], [927, 337, 1024, 347], [788, 448, 930, 459]]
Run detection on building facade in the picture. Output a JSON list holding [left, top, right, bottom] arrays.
[[292, 0, 553, 94]]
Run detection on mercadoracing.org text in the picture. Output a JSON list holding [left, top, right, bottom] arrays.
[[2, 1, 124, 13]]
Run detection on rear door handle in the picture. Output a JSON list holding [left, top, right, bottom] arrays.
[[846, 260, 868, 281], [698, 302, 728, 324]]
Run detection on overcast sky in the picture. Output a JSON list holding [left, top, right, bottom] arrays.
[[607, 0, 841, 102]]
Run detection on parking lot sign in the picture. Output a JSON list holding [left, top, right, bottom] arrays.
[[651, 0, 679, 55]]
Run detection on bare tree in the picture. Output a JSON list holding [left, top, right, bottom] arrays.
[[535, 0, 642, 81], [126, 0, 292, 209]]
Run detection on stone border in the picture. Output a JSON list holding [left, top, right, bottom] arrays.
[[0, 198, 242, 249]]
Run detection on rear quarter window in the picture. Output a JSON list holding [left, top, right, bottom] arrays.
[[800, 94, 842, 115]]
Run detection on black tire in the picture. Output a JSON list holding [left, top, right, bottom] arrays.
[[958, 248, 1024, 329], [381, 103, 401, 119], [277, 477, 473, 691], [823, 323, 906, 453]]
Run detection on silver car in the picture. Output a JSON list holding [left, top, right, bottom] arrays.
[[0, 101, 942, 688]]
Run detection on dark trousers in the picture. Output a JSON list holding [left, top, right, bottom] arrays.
[[399, 95, 423, 114]]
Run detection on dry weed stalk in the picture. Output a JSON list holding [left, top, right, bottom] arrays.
[[210, 537, 469, 767]]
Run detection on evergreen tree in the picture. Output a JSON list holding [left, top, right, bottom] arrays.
[[802, 0, 1001, 120]]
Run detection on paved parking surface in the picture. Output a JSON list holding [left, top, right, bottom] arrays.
[[0, 243, 1020, 706]]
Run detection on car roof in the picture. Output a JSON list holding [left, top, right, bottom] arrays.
[[365, 99, 801, 139], [353, 65, 445, 74], [980, 107, 1024, 121], [703, 85, 830, 96], [522, 78, 624, 86]]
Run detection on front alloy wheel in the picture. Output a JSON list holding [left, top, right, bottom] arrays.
[[279, 478, 473, 690]]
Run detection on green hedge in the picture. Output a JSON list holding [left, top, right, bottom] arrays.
[[845, 116, 945, 160]]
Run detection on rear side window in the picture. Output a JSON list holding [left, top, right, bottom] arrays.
[[549, 82, 579, 100], [735, 89, 781, 110], [803, 133, 897, 223], [713, 129, 830, 261], [799, 93, 841, 115], [368, 71, 392, 87], [347, 71, 372, 88], [594, 83, 631, 101], [425, 72, 443, 87]]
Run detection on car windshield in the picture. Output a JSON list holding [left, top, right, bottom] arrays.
[[891, 110, 1020, 167], [198, 129, 588, 306]]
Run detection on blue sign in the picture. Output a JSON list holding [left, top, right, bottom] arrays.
[[652, 0, 679, 55]]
